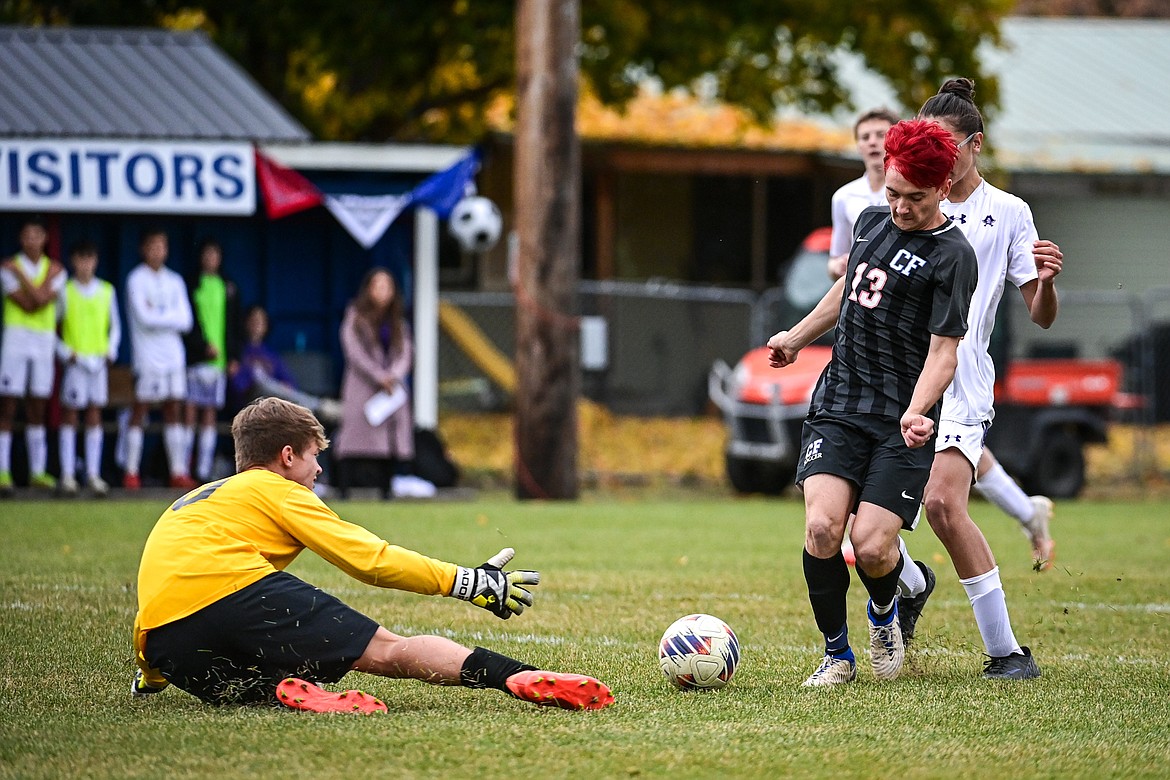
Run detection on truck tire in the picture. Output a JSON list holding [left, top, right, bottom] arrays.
[[725, 454, 790, 496], [1026, 427, 1085, 499]]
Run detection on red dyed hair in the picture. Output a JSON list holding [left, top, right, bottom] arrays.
[[883, 119, 958, 190]]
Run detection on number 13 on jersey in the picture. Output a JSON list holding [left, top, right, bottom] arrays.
[[848, 262, 887, 309]]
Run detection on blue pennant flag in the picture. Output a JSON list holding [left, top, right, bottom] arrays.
[[409, 147, 481, 219]]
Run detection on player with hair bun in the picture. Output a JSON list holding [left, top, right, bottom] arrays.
[[893, 78, 1063, 680], [767, 119, 978, 687]]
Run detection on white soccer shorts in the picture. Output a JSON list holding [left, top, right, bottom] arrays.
[[934, 419, 989, 472], [186, 364, 226, 409], [0, 337, 55, 398], [135, 367, 187, 403], [60, 360, 109, 409]]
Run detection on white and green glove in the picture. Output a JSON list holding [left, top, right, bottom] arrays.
[[451, 547, 540, 620]]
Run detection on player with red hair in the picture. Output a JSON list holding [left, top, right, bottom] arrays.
[[884, 118, 959, 189], [767, 119, 977, 687]]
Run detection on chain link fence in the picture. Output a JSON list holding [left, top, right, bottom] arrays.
[[439, 282, 1170, 483], [1002, 286, 1170, 483], [440, 280, 757, 416]]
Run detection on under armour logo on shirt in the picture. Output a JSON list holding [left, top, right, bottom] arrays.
[[956, 214, 967, 224]]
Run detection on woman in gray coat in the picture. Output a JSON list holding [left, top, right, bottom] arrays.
[[333, 268, 416, 498]]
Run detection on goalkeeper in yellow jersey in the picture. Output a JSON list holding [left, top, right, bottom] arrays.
[[131, 397, 613, 712]]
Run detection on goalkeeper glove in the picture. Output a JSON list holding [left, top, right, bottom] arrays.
[[451, 547, 540, 620]]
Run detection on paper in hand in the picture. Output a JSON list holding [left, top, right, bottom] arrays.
[[364, 386, 407, 426]]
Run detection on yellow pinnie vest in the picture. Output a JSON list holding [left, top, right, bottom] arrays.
[[62, 279, 114, 357], [3, 256, 56, 333]]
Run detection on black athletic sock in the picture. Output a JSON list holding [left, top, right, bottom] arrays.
[[856, 553, 906, 619], [803, 548, 851, 654], [459, 646, 536, 691]]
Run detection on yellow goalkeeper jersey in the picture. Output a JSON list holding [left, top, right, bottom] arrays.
[[133, 467, 457, 668]]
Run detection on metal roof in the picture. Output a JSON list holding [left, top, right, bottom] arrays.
[[982, 17, 1170, 174], [0, 26, 310, 143], [830, 17, 1170, 175]]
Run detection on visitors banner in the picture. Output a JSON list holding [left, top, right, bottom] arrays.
[[0, 139, 255, 215]]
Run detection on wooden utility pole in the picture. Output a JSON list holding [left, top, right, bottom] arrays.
[[513, 0, 580, 499]]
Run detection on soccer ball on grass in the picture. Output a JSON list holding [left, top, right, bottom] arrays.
[[658, 613, 740, 691]]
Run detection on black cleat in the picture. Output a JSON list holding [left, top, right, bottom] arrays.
[[897, 560, 935, 644], [982, 646, 1042, 680], [131, 669, 168, 697]]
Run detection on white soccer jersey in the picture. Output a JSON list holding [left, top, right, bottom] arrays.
[[829, 175, 887, 258], [939, 180, 1039, 424], [125, 263, 193, 375]]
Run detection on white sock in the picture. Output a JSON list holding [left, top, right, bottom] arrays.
[[26, 425, 47, 476], [196, 425, 217, 481], [59, 425, 77, 480], [181, 425, 196, 474], [897, 536, 926, 597], [975, 462, 1034, 526], [0, 430, 10, 473], [85, 426, 104, 480], [165, 424, 189, 477], [125, 426, 144, 475], [960, 566, 1022, 658]]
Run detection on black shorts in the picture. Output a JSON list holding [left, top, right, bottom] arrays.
[[795, 410, 933, 529], [143, 571, 380, 705]]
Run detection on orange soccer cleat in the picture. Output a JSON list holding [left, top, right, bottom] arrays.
[[275, 677, 388, 715], [505, 671, 615, 711], [122, 473, 141, 490]]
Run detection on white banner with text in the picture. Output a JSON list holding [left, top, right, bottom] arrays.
[[0, 139, 255, 215]]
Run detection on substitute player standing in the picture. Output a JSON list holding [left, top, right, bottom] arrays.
[[768, 119, 977, 686], [122, 228, 196, 490], [131, 396, 613, 712], [183, 238, 242, 483], [56, 240, 121, 497], [0, 216, 66, 496], [896, 79, 1062, 679]]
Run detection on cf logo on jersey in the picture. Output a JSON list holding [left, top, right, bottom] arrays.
[[889, 249, 927, 276], [804, 438, 824, 465]]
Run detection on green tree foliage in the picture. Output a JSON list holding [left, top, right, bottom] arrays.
[[2, 0, 1014, 142]]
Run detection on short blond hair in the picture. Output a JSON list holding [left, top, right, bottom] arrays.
[[232, 397, 329, 472]]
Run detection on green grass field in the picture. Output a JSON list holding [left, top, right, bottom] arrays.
[[2, 493, 1168, 779]]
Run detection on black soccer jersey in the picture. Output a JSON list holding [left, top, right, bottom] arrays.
[[808, 206, 978, 422]]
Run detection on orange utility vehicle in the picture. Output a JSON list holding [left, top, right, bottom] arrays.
[[709, 229, 1126, 497]]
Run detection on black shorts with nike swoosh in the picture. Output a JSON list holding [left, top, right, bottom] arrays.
[[795, 410, 933, 529]]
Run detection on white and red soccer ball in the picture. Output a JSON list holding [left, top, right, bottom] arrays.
[[658, 613, 741, 691]]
